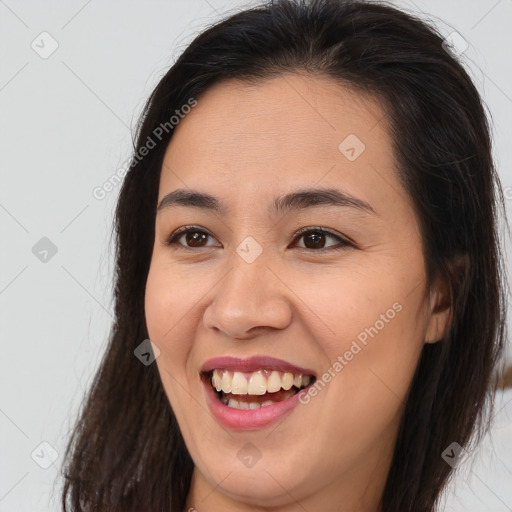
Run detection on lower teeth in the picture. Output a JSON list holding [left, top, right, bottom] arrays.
[[219, 388, 298, 409]]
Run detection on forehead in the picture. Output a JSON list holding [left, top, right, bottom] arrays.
[[166, 74, 386, 160], [159, 73, 410, 216]]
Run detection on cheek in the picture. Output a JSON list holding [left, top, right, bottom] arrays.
[[144, 263, 201, 418], [294, 264, 427, 397], [144, 258, 203, 348], [144, 269, 171, 345], [290, 270, 427, 469], [144, 262, 197, 394]]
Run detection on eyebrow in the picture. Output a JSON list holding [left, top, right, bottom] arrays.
[[157, 187, 376, 216]]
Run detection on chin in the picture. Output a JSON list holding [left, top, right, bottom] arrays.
[[197, 454, 313, 506]]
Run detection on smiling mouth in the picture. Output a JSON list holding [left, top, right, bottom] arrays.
[[204, 369, 316, 410]]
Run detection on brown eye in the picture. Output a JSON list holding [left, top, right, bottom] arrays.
[[166, 226, 352, 252], [293, 228, 352, 251], [166, 227, 221, 249], [302, 231, 327, 249], [185, 231, 208, 247]]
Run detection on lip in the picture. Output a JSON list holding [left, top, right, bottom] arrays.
[[201, 355, 317, 376], [202, 374, 311, 430], [200, 356, 317, 431]]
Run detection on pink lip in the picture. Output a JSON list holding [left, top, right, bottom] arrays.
[[202, 375, 309, 430], [200, 356, 316, 431], [201, 355, 316, 376]]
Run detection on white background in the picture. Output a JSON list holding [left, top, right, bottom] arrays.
[[1, 1, 511, 510]]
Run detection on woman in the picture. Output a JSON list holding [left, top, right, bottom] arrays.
[[60, 1, 508, 511]]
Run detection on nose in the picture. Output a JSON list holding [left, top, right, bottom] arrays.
[[202, 252, 293, 340]]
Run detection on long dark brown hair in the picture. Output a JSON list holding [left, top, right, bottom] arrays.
[[60, 1, 509, 510]]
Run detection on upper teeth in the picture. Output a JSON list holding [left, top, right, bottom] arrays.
[[211, 369, 311, 395]]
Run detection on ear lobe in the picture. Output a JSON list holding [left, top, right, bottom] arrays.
[[424, 253, 469, 344]]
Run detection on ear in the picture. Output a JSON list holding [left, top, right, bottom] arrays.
[[424, 278, 451, 344], [424, 254, 469, 344]]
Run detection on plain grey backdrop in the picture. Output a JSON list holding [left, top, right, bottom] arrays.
[[1, 0, 511, 510]]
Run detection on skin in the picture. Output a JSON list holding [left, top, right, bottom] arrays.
[[144, 73, 451, 512]]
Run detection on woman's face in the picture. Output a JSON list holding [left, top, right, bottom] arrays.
[[145, 74, 449, 510]]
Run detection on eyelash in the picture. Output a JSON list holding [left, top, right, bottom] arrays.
[[165, 225, 354, 252]]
